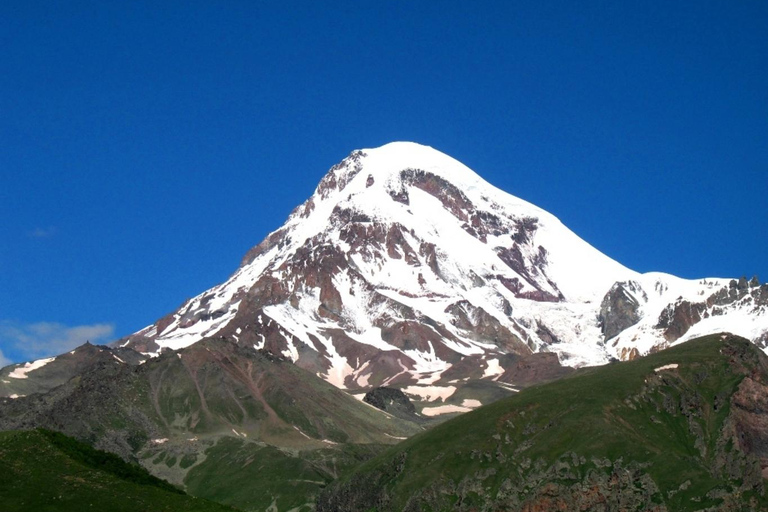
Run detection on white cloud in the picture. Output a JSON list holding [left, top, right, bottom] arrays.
[[0, 348, 10, 368], [0, 321, 115, 362]]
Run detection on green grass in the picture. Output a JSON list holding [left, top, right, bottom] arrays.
[[38, 429, 182, 494], [0, 429, 238, 512], [183, 436, 385, 511], [321, 334, 768, 511]]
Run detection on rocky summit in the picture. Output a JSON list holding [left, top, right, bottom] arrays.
[[112, 142, 767, 414]]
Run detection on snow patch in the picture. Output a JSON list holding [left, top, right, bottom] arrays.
[[482, 358, 503, 379], [402, 385, 456, 402], [416, 368, 447, 385], [421, 404, 472, 416], [8, 357, 56, 379], [654, 363, 679, 372], [496, 382, 519, 392], [293, 426, 311, 439]]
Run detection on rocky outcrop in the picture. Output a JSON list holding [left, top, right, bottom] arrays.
[[363, 387, 419, 422], [656, 300, 708, 342], [497, 352, 574, 387], [598, 281, 644, 340], [708, 276, 768, 309], [397, 168, 474, 222], [445, 300, 530, 355], [731, 377, 768, 477], [0, 343, 147, 399]]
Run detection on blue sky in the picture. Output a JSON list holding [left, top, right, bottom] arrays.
[[1, 1, 766, 365]]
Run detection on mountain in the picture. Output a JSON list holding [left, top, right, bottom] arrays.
[[2, 142, 766, 511], [0, 342, 147, 400], [0, 429, 236, 512], [116, 142, 767, 413], [0, 337, 422, 511], [317, 333, 768, 511]]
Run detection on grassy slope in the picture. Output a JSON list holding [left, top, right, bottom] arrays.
[[177, 437, 384, 511], [0, 429, 237, 512], [0, 337, 424, 511], [320, 334, 768, 511], [132, 339, 423, 510]]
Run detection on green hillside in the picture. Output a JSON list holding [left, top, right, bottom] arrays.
[[318, 334, 768, 511], [0, 338, 422, 511], [0, 429, 237, 512]]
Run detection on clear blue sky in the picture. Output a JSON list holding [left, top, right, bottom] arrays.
[[1, 1, 766, 364]]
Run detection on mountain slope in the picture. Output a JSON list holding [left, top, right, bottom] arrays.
[[119, 142, 768, 408], [0, 337, 422, 511], [0, 429, 236, 512], [0, 342, 146, 399], [317, 333, 768, 511]]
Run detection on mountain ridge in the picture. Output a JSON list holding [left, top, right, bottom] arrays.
[[317, 333, 768, 511], [108, 142, 767, 412], [0, 336, 423, 510]]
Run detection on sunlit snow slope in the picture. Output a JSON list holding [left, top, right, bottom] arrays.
[[121, 142, 768, 392]]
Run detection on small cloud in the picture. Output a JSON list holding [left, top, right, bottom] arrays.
[[0, 348, 10, 368], [28, 226, 57, 238], [0, 321, 115, 363]]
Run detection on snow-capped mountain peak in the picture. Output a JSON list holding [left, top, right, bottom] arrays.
[[121, 143, 768, 397]]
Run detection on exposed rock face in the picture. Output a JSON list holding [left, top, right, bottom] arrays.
[[116, 142, 768, 392], [497, 352, 574, 387], [363, 387, 419, 422], [598, 281, 644, 340], [708, 278, 768, 309], [656, 300, 708, 342], [509, 463, 666, 512], [444, 300, 528, 352], [0, 343, 147, 399], [731, 377, 768, 477]]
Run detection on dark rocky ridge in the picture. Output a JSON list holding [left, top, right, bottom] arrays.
[[496, 352, 575, 387], [363, 387, 421, 423], [0, 342, 148, 400]]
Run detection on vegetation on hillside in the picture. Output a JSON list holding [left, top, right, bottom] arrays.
[[0, 429, 238, 512], [318, 334, 768, 511]]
